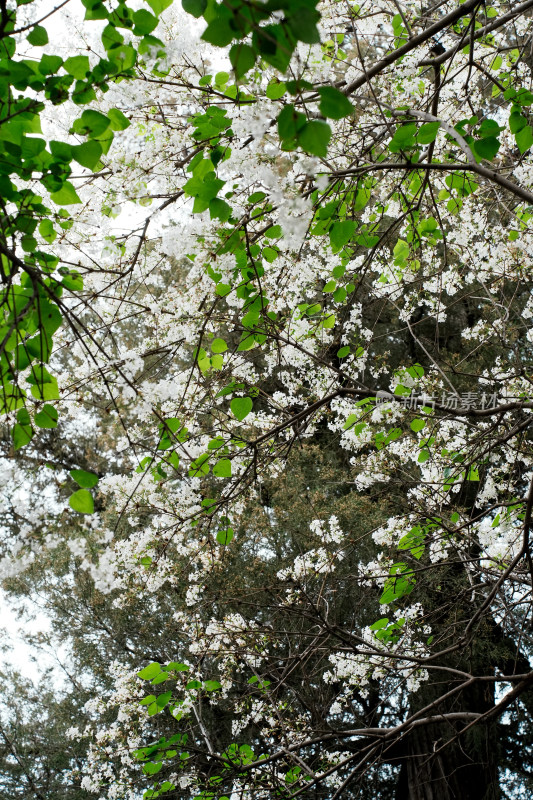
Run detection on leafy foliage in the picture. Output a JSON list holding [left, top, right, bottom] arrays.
[[3, 0, 533, 798]]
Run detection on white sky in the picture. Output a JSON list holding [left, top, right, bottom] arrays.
[[0, 591, 54, 679]]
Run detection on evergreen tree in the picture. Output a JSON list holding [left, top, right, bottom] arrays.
[[3, 0, 533, 797]]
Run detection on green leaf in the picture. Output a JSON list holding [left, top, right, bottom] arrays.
[[266, 80, 286, 100], [143, 761, 162, 775], [213, 458, 231, 477], [216, 527, 234, 545], [262, 245, 277, 262], [147, 0, 173, 13], [248, 191, 267, 204], [286, 5, 320, 43], [337, 346, 350, 358], [70, 468, 99, 488], [516, 124, 533, 154], [209, 197, 231, 221], [214, 70, 229, 84], [34, 404, 58, 428], [202, 22, 234, 48], [71, 109, 110, 138], [30, 376, 59, 401], [133, 8, 158, 34], [229, 43, 256, 78], [389, 123, 416, 152], [71, 140, 102, 170], [108, 43, 136, 71], [393, 238, 409, 265], [230, 396, 252, 421], [156, 691, 172, 707], [188, 453, 210, 477], [285, 766, 302, 784], [183, 173, 225, 205], [138, 662, 161, 680], [318, 87, 353, 120], [69, 489, 94, 514], [237, 334, 255, 352], [379, 564, 415, 604], [182, 0, 207, 18], [515, 88, 533, 106], [39, 302, 63, 338], [21, 136, 46, 158], [410, 418, 425, 432], [370, 617, 389, 630], [50, 140, 73, 161], [478, 118, 500, 138], [139, 694, 157, 705], [39, 54, 63, 74], [277, 104, 306, 141], [101, 23, 124, 49], [38, 219, 56, 243], [265, 225, 282, 239], [107, 108, 130, 131], [416, 122, 440, 144], [298, 120, 331, 157], [13, 422, 33, 450], [0, 35, 16, 58], [329, 220, 355, 251], [26, 366, 52, 392], [204, 680, 221, 691], [27, 25, 49, 46], [63, 55, 90, 79], [253, 24, 295, 72], [216, 283, 231, 297], [50, 182, 82, 205], [509, 111, 527, 134], [398, 527, 425, 559], [211, 338, 227, 353], [23, 334, 50, 364], [17, 409, 31, 426], [71, 81, 96, 104], [473, 136, 500, 161], [407, 364, 424, 379], [0, 120, 24, 146]]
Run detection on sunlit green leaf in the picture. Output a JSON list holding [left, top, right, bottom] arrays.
[[69, 489, 94, 514], [70, 469, 99, 488], [230, 396, 252, 420]]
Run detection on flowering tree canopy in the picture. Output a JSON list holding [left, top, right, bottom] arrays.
[[3, 0, 533, 797]]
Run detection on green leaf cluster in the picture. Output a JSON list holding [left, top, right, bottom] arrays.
[[277, 103, 331, 156], [0, 0, 171, 440], [195, 0, 321, 76]]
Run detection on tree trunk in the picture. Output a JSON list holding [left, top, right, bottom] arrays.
[[394, 719, 499, 800], [394, 670, 499, 799]]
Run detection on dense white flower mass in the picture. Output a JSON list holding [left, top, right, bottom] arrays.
[[3, 0, 533, 795]]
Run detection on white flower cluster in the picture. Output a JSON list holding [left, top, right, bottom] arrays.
[[7, 0, 533, 796]]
